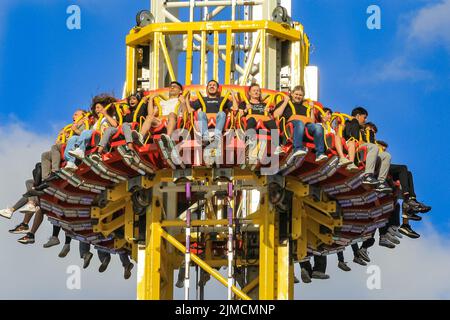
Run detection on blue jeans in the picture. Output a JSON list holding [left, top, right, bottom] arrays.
[[64, 135, 79, 163], [291, 121, 325, 155], [198, 111, 226, 140], [64, 130, 93, 162]]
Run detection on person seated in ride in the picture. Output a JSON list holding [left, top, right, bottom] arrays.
[[92, 93, 148, 160], [344, 108, 392, 192], [319, 107, 358, 170], [61, 109, 89, 170], [273, 85, 327, 162], [237, 83, 278, 151], [66, 94, 118, 166], [376, 140, 430, 239], [186, 79, 237, 145], [157, 81, 187, 142]]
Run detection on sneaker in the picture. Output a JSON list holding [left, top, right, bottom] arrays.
[[198, 271, 211, 287], [375, 182, 392, 193], [43, 236, 60, 248], [407, 198, 431, 213], [362, 174, 379, 185], [338, 261, 351, 272], [64, 161, 78, 171], [19, 202, 39, 214], [274, 146, 286, 155], [311, 271, 330, 280], [385, 232, 400, 245], [294, 275, 300, 284], [124, 263, 134, 280], [83, 252, 94, 269], [398, 224, 420, 239], [8, 223, 30, 234], [379, 235, 396, 249], [300, 268, 312, 283], [402, 212, 422, 221], [315, 154, 328, 163], [338, 157, 352, 167], [58, 244, 71, 258], [68, 148, 85, 159], [292, 149, 307, 158], [176, 266, 185, 288], [18, 233, 35, 244], [98, 255, 111, 273], [90, 153, 102, 162], [353, 255, 367, 266], [43, 172, 60, 183], [358, 248, 371, 262], [346, 163, 359, 172], [388, 226, 403, 239], [0, 208, 13, 219]]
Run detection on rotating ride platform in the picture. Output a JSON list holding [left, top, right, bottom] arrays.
[[35, 0, 403, 300]]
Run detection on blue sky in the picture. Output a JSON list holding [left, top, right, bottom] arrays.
[[0, 0, 449, 292]]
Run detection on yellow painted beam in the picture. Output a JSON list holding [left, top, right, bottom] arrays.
[[259, 194, 275, 300], [160, 228, 251, 300], [126, 21, 303, 47], [159, 35, 176, 82], [185, 31, 193, 85], [224, 29, 232, 84]]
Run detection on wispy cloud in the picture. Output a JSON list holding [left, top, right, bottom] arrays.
[[407, 0, 450, 52]]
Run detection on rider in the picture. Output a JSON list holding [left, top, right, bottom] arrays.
[[273, 85, 328, 162]]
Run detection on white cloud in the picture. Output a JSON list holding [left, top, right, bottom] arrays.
[[0, 123, 135, 299], [407, 0, 450, 51], [1, 123, 449, 300]]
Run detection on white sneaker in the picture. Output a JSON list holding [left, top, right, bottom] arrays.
[[338, 157, 352, 167], [0, 208, 13, 219], [292, 149, 307, 158], [274, 146, 285, 155], [315, 154, 328, 162], [64, 161, 78, 171], [68, 148, 85, 159], [19, 202, 38, 214], [346, 163, 359, 172]]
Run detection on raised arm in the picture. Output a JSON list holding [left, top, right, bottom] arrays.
[[273, 95, 290, 119]]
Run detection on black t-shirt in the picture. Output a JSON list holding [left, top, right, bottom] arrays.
[[192, 96, 232, 113], [123, 103, 148, 123], [344, 118, 362, 141], [239, 101, 266, 116], [275, 100, 308, 119]]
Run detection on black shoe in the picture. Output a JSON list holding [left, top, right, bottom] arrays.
[[362, 174, 379, 185], [83, 252, 94, 269], [294, 276, 300, 284], [338, 261, 351, 272], [98, 255, 111, 273], [399, 224, 420, 239], [311, 271, 330, 280], [375, 182, 392, 193], [300, 268, 312, 283], [43, 172, 60, 183], [23, 189, 45, 197], [18, 233, 35, 244], [402, 212, 422, 221], [379, 236, 396, 249], [353, 255, 367, 266], [409, 198, 431, 213], [34, 182, 50, 191], [123, 149, 137, 160], [9, 223, 30, 234], [124, 263, 134, 280]]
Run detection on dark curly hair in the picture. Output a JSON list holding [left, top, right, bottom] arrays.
[[91, 94, 117, 118]]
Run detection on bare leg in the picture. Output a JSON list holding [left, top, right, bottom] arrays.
[[30, 209, 44, 235], [166, 113, 177, 137], [347, 140, 356, 162], [22, 212, 34, 225], [334, 134, 346, 159]]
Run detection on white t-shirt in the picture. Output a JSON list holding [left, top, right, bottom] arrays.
[[160, 98, 179, 116]]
